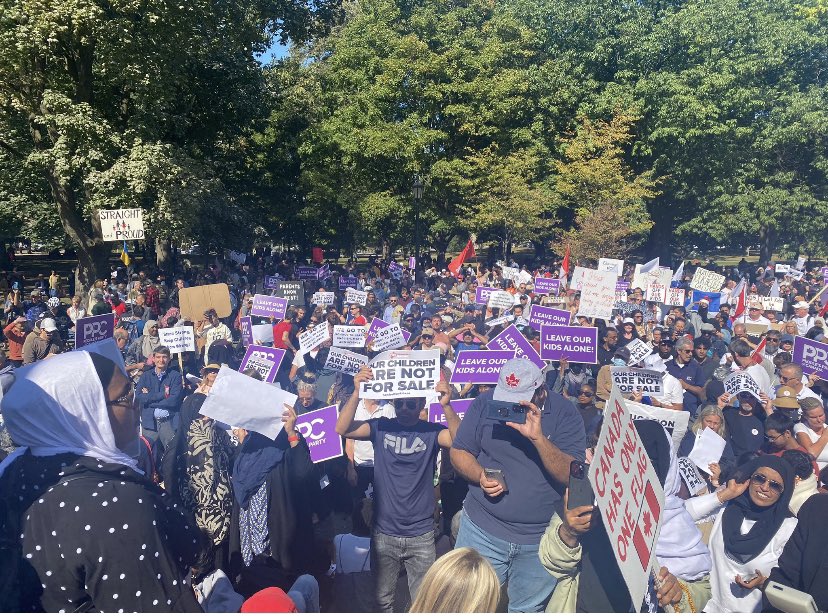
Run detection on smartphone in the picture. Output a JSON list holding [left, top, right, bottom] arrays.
[[764, 582, 817, 613], [568, 460, 595, 509], [484, 468, 508, 492], [740, 572, 760, 584]]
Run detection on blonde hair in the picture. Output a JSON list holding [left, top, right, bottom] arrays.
[[409, 548, 500, 613], [691, 404, 727, 439]]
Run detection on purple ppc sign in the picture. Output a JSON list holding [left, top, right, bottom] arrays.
[[449, 350, 516, 384], [366, 317, 411, 343], [488, 324, 544, 369], [475, 286, 500, 304], [539, 325, 598, 364], [428, 398, 474, 426], [250, 294, 288, 319], [264, 275, 280, 289], [616, 280, 631, 292], [76, 313, 115, 349], [239, 316, 254, 347], [339, 275, 358, 290], [792, 336, 828, 381], [528, 305, 570, 330], [295, 404, 343, 463], [295, 265, 318, 280], [534, 277, 560, 295], [240, 344, 286, 382]]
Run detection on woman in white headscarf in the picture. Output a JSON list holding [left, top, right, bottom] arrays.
[[0, 342, 204, 612], [125, 319, 161, 367]]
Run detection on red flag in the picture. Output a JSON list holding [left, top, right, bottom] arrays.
[[448, 239, 475, 277], [311, 247, 323, 263], [751, 337, 767, 365], [731, 279, 748, 321], [561, 245, 570, 277], [632, 481, 661, 570]]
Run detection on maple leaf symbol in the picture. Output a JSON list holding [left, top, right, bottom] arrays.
[[505, 373, 520, 388], [643, 511, 653, 537]]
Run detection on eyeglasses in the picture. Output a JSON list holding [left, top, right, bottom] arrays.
[[764, 432, 785, 443], [779, 375, 797, 383], [751, 472, 784, 494], [106, 385, 135, 407]]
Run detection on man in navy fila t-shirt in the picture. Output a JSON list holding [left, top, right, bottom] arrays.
[[336, 366, 459, 612]]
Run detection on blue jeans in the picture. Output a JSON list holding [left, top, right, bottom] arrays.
[[371, 529, 435, 612], [288, 574, 320, 612], [455, 510, 556, 612]]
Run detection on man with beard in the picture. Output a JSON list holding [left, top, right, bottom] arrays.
[[596, 327, 618, 367]]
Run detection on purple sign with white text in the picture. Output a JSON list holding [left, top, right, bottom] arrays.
[[76, 313, 115, 348], [239, 316, 254, 347], [539, 325, 598, 364], [264, 275, 280, 289], [295, 266, 318, 280], [449, 350, 516, 384], [250, 294, 288, 319], [428, 398, 474, 426], [475, 286, 500, 305], [528, 305, 570, 330], [616, 280, 631, 292], [366, 317, 411, 343], [792, 336, 828, 381], [295, 404, 344, 463], [487, 325, 544, 369], [240, 345, 286, 382], [533, 277, 560, 295], [339, 275, 358, 290]]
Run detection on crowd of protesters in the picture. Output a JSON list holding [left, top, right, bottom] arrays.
[[1, 246, 827, 613]]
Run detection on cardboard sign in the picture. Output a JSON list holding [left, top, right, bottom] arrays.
[[295, 266, 319, 280], [626, 401, 690, 452], [240, 345, 286, 383], [774, 263, 790, 274], [298, 322, 330, 354], [689, 267, 725, 293], [753, 296, 784, 312], [533, 277, 560, 295], [75, 313, 115, 348], [598, 258, 624, 277], [345, 288, 368, 305], [159, 325, 196, 353], [273, 281, 305, 306], [359, 349, 440, 400], [745, 323, 770, 338], [311, 292, 335, 306], [179, 283, 232, 321], [475, 286, 499, 305], [371, 323, 408, 352], [99, 208, 144, 241], [678, 457, 708, 496], [324, 347, 369, 375], [589, 388, 665, 611], [792, 336, 828, 381], [488, 324, 545, 369], [296, 405, 343, 463], [339, 275, 358, 290], [250, 294, 288, 320], [625, 338, 654, 365], [264, 275, 280, 289], [788, 268, 804, 281], [666, 287, 685, 307], [528, 305, 570, 330], [645, 283, 667, 304], [723, 370, 763, 398], [428, 398, 474, 426], [449, 350, 515, 384], [578, 269, 617, 320], [610, 367, 664, 395], [539, 325, 598, 364], [239, 316, 254, 347], [332, 325, 367, 348]]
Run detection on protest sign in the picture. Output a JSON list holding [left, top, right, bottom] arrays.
[[533, 277, 560, 295], [723, 371, 763, 398], [625, 400, 690, 452], [294, 265, 318, 280], [688, 428, 727, 473], [577, 269, 617, 320], [792, 336, 828, 381], [250, 294, 288, 320], [240, 345, 286, 382], [757, 296, 784, 312], [488, 324, 545, 369], [371, 323, 408, 352], [339, 275, 358, 290], [610, 367, 664, 395], [689, 267, 725, 293], [75, 313, 115, 348], [325, 347, 369, 375], [273, 281, 305, 306], [239, 316, 254, 347], [295, 405, 343, 463], [598, 258, 624, 277], [788, 268, 804, 281], [487, 290, 516, 310], [359, 349, 440, 399], [775, 263, 790, 274], [498, 264, 520, 281], [263, 275, 280, 289], [539, 325, 598, 364], [665, 287, 685, 307], [333, 325, 367, 348], [99, 208, 144, 241], [745, 323, 769, 338], [631, 264, 672, 292], [449, 350, 515, 384], [251, 324, 274, 344], [569, 265, 590, 291], [179, 283, 232, 321], [589, 388, 665, 611], [485, 314, 514, 327], [678, 457, 708, 496], [311, 291, 335, 306], [645, 283, 667, 304], [200, 366, 296, 440], [366, 318, 411, 344], [475, 286, 499, 304], [298, 322, 330, 354], [345, 288, 368, 305], [527, 305, 570, 330], [227, 250, 246, 265], [428, 398, 474, 426], [625, 338, 654, 365], [388, 262, 403, 278], [687, 290, 722, 312], [616, 280, 631, 292], [159, 326, 196, 354]]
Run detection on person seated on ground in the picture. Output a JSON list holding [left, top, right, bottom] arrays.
[[240, 577, 321, 613], [330, 498, 378, 613], [409, 548, 500, 613]]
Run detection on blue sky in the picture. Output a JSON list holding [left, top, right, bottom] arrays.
[[257, 40, 291, 64]]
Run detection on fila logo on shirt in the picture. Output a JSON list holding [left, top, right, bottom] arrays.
[[384, 434, 427, 455]]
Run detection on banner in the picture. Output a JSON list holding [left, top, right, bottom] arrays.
[[475, 286, 499, 305], [488, 324, 545, 369], [625, 338, 654, 365], [589, 388, 665, 611], [76, 313, 115, 348], [250, 294, 288, 319], [626, 400, 690, 452], [371, 323, 408, 352], [298, 322, 330, 354], [428, 398, 474, 426], [449, 350, 515, 384], [487, 290, 516, 310], [666, 287, 685, 307], [99, 208, 145, 241], [359, 349, 440, 399], [345, 288, 368, 305], [311, 292, 335, 306], [610, 367, 664, 395], [792, 336, 828, 380], [274, 281, 305, 306], [527, 305, 570, 330], [577, 269, 617, 320], [598, 258, 624, 277], [295, 405, 344, 463], [645, 282, 667, 304], [539, 325, 598, 364], [263, 275, 280, 289], [723, 370, 763, 398], [339, 275, 358, 290], [240, 345, 286, 382], [324, 347, 369, 375], [159, 326, 196, 354], [239, 316, 254, 347], [689, 267, 725, 293], [533, 277, 560, 295]]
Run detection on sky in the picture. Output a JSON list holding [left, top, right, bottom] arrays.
[[256, 40, 291, 64]]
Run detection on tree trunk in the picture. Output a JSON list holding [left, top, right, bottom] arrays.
[[531, 240, 546, 262], [646, 197, 674, 263], [381, 239, 391, 262], [156, 237, 172, 272], [759, 224, 775, 265]]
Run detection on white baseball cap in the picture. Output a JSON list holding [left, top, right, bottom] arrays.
[[40, 318, 58, 332]]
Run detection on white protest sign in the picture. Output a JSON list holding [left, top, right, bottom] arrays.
[[598, 258, 624, 277], [298, 322, 330, 354], [577, 269, 617, 320], [689, 267, 725, 293], [200, 366, 297, 441], [487, 290, 516, 310], [98, 208, 145, 241], [359, 349, 440, 400], [324, 347, 369, 375], [485, 314, 514, 327], [788, 268, 804, 281], [625, 338, 654, 366], [332, 325, 367, 348], [645, 283, 667, 304], [371, 323, 407, 352], [610, 367, 664, 396], [251, 323, 274, 344], [631, 265, 672, 292], [775, 263, 790, 274], [625, 400, 690, 452], [723, 370, 762, 398], [688, 427, 727, 472], [311, 292, 335, 306], [589, 388, 665, 611], [158, 326, 196, 353], [345, 288, 368, 305], [747, 295, 784, 312], [499, 264, 520, 281], [678, 457, 708, 496], [569, 265, 590, 291], [666, 287, 685, 307]]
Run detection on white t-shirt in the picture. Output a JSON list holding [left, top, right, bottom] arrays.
[[793, 422, 828, 469], [352, 400, 395, 466], [656, 372, 685, 407]]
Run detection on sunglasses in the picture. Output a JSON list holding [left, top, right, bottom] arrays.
[[578, 390, 594, 397], [394, 400, 420, 410], [751, 472, 784, 494]]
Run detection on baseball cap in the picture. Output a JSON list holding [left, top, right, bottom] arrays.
[[420, 327, 435, 337], [40, 318, 58, 332], [241, 587, 297, 613], [748, 301, 763, 310], [47, 297, 60, 308], [493, 358, 544, 404], [465, 305, 477, 312], [780, 334, 794, 344], [30, 289, 41, 296], [202, 363, 221, 374], [614, 347, 632, 363], [363, 286, 373, 291], [773, 386, 800, 409], [793, 301, 809, 310]]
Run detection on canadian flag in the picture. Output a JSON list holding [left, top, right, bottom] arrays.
[[731, 278, 748, 321], [751, 337, 767, 365], [558, 246, 570, 288], [632, 481, 661, 570]]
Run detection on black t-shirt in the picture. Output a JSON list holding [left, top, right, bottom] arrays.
[[723, 406, 764, 459]]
